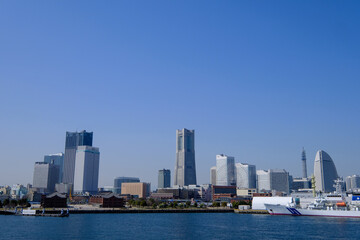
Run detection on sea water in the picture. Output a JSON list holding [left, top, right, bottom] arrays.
[[1, 213, 360, 239]]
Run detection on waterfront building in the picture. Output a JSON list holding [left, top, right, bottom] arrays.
[[121, 182, 150, 198], [41, 192, 67, 208], [63, 130, 93, 185], [210, 166, 216, 185], [33, 162, 60, 193], [256, 169, 290, 194], [236, 188, 257, 197], [89, 193, 124, 208], [212, 185, 236, 201], [235, 163, 256, 189], [174, 128, 196, 187], [113, 177, 140, 194], [44, 153, 64, 183], [216, 154, 236, 186], [158, 169, 171, 188], [73, 146, 100, 194], [314, 150, 338, 193]]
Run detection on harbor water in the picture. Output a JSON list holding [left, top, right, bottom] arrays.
[[1, 213, 360, 239]]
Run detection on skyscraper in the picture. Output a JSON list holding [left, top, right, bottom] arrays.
[[256, 169, 289, 194], [73, 146, 100, 194], [63, 130, 93, 184], [314, 150, 338, 193], [44, 153, 64, 183], [174, 128, 196, 187], [216, 154, 236, 186], [210, 166, 217, 185], [158, 169, 171, 188], [33, 162, 60, 193], [235, 163, 256, 189]]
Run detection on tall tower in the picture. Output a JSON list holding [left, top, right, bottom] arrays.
[[174, 128, 196, 187], [302, 148, 309, 188], [301, 148, 307, 179], [63, 130, 93, 184]]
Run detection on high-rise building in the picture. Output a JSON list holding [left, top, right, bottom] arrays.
[[216, 154, 236, 186], [235, 163, 256, 189], [33, 162, 60, 193], [345, 175, 360, 192], [63, 130, 93, 184], [73, 146, 100, 194], [256, 169, 289, 194], [174, 128, 196, 187], [158, 169, 171, 189], [113, 177, 140, 194], [210, 166, 217, 185], [44, 153, 64, 183], [314, 150, 338, 193]]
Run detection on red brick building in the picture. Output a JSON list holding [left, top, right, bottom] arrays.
[[89, 193, 124, 208]]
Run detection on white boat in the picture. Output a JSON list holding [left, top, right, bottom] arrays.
[[265, 202, 360, 218]]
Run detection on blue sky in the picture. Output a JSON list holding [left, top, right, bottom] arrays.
[[1, 1, 360, 188]]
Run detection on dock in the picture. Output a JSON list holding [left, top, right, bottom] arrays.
[[234, 209, 269, 214]]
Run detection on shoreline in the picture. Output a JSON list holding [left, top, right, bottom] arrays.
[[1, 208, 234, 215]]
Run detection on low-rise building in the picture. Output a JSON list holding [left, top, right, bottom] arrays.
[[236, 188, 257, 197], [212, 185, 236, 201], [41, 192, 67, 208], [121, 182, 150, 198], [89, 193, 124, 208]]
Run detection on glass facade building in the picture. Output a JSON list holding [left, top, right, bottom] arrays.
[[158, 169, 171, 188], [314, 150, 338, 193], [174, 129, 196, 187], [44, 153, 64, 183]]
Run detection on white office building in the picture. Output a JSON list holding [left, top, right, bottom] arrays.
[[257, 169, 289, 194], [73, 146, 100, 194], [216, 154, 236, 186], [235, 163, 256, 189], [210, 166, 216, 185]]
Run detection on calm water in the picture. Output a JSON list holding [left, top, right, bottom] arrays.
[[1, 213, 360, 239]]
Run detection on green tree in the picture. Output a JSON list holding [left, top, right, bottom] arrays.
[[185, 201, 191, 208], [140, 200, 147, 207], [193, 202, 198, 208], [10, 199, 18, 207], [232, 201, 240, 209], [212, 201, 220, 207], [152, 203, 157, 209], [221, 202, 227, 207], [199, 203, 205, 208], [3, 199, 9, 207], [0, 200, 3, 208]]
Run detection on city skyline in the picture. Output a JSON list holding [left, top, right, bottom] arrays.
[[1, 1, 360, 188]]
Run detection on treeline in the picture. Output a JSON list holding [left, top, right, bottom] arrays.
[[0, 198, 31, 208], [126, 199, 250, 209]]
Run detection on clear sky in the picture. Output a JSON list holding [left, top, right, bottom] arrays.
[[1, 1, 360, 188]]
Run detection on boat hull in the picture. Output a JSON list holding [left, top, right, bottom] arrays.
[[265, 204, 360, 218]]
